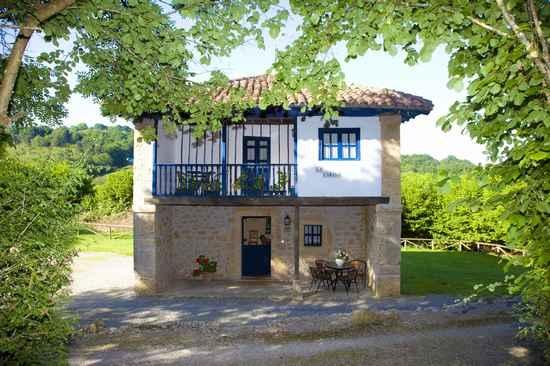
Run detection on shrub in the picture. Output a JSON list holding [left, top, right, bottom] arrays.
[[82, 167, 133, 219], [0, 157, 78, 364], [94, 167, 133, 216]]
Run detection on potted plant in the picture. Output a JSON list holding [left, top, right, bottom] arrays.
[[234, 172, 265, 194], [233, 171, 249, 191], [201, 177, 221, 197], [270, 171, 288, 195], [176, 173, 201, 196], [334, 248, 350, 267], [193, 255, 218, 279]]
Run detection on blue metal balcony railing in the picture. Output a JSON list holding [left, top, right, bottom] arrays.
[[155, 163, 297, 197]]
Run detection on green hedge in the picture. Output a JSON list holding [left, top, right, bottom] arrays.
[[0, 158, 80, 365], [82, 167, 132, 219]]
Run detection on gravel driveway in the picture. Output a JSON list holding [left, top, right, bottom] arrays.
[[69, 253, 542, 365]]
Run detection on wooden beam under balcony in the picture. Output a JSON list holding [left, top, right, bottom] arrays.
[[146, 196, 389, 207]]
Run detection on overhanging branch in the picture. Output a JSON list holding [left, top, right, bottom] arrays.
[[496, 0, 550, 103]]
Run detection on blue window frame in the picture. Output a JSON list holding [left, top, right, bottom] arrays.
[[304, 224, 322, 246], [318, 128, 360, 160]]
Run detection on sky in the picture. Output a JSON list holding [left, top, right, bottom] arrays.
[[24, 6, 487, 164]]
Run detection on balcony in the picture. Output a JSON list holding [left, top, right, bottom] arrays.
[[155, 163, 297, 197]]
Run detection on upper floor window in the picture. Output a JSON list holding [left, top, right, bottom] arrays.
[[318, 128, 360, 160]]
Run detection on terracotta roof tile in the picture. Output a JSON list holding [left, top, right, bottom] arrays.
[[219, 74, 433, 116]]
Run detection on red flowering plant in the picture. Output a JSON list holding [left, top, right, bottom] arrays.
[[193, 255, 217, 276]]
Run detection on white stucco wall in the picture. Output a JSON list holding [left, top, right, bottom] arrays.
[[296, 116, 382, 197], [156, 116, 382, 197]]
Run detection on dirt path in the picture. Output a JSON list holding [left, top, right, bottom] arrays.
[[70, 320, 540, 365]]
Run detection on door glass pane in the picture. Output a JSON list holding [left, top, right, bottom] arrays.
[[349, 147, 356, 159], [260, 140, 268, 146], [323, 133, 331, 145], [247, 148, 255, 161], [349, 133, 356, 144], [331, 133, 338, 144], [247, 139, 255, 146], [343, 146, 349, 159], [259, 147, 268, 161], [342, 133, 348, 144]]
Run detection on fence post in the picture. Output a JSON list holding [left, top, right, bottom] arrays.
[[109, 226, 112, 240], [431, 239, 434, 251]]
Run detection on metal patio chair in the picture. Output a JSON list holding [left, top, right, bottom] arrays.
[[350, 259, 367, 288]]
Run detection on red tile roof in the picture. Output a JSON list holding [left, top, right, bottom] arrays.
[[214, 74, 433, 115]]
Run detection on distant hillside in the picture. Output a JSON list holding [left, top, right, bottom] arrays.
[[10, 123, 133, 176], [401, 154, 476, 174]]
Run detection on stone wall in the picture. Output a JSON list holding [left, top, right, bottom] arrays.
[[139, 205, 370, 283], [298, 207, 367, 276], [163, 206, 296, 281]]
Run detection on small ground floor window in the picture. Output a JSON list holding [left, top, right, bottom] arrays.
[[304, 224, 322, 246]]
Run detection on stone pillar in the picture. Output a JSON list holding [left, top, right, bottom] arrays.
[[366, 113, 402, 297], [133, 118, 170, 293]]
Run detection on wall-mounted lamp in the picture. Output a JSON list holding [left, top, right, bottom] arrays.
[[283, 214, 291, 226]]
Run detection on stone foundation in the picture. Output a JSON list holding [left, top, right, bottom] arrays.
[[133, 205, 371, 287]]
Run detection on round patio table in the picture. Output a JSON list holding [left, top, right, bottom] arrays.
[[325, 262, 354, 291]]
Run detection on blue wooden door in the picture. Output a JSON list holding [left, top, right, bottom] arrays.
[[242, 137, 270, 194], [242, 217, 271, 277]]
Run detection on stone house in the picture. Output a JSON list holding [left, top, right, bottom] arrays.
[[133, 75, 433, 297]]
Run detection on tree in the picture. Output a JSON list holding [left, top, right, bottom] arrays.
[[10, 124, 135, 175], [401, 172, 442, 238], [269, 0, 548, 351], [49, 126, 71, 146], [401, 154, 475, 174], [0, 0, 292, 139], [432, 173, 506, 243], [439, 156, 476, 174], [0, 1, 74, 128], [401, 154, 439, 174]]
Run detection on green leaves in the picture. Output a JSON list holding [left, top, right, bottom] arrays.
[[447, 77, 464, 91], [0, 157, 79, 364]]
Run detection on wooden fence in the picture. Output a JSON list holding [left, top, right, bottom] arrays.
[[79, 222, 133, 239], [401, 238, 525, 256]]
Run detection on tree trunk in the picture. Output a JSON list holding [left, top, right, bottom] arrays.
[[0, 0, 76, 127], [0, 30, 33, 126]]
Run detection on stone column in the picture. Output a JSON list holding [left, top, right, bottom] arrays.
[[133, 118, 170, 293], [366, 113, 402, 297]]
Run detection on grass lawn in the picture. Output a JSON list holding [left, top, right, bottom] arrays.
[[401, 248, 523, 296], [74, 230, 133, 256]]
